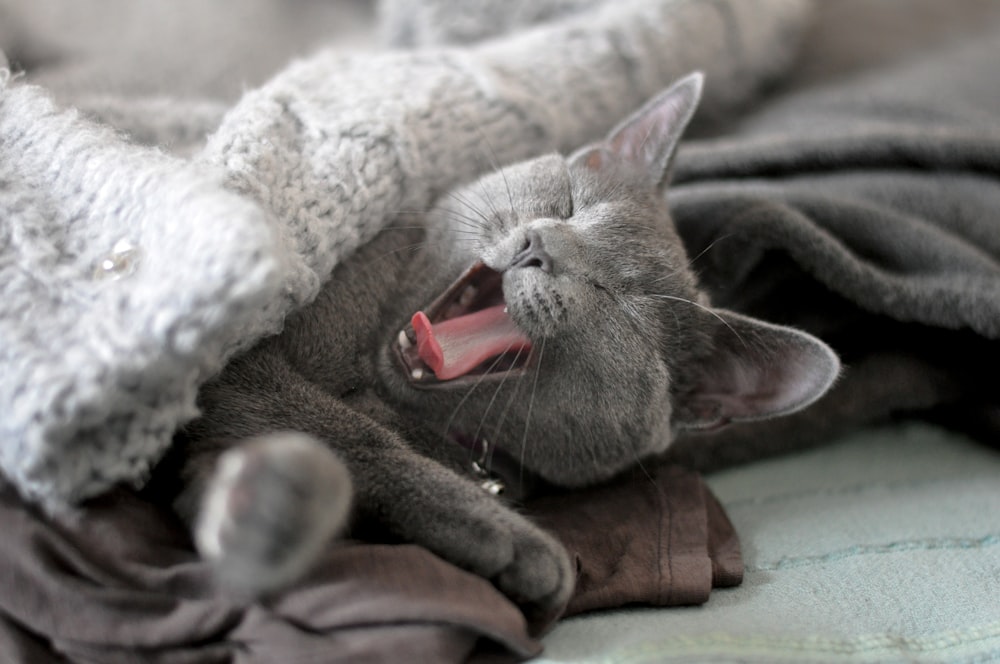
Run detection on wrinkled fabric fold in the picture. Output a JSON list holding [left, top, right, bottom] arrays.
[[665, 32, 1000, 470], [529, 465, 741, 617], [0, 462, 740, 664]]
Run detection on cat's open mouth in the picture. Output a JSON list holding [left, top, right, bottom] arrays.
[[395, 262, 533, 387]]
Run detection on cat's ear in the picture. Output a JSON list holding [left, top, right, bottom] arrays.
[[672, 310, 840, 430], [570, 71, 703, 190]]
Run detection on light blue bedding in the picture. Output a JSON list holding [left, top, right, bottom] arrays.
[[540, 424, 1000, 663]]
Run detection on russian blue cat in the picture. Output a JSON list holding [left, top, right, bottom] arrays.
[[161, 72, 839, 615]]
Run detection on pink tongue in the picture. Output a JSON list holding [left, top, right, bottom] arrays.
[[412, 304, 531, 380]]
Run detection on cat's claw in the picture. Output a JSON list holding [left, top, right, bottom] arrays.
[[195, 433, 352, 597]]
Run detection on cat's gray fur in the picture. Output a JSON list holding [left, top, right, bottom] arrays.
[[161, 73, 839, 615]]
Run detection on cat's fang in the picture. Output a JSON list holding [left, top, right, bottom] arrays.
[[480, 478, 505, 495], [411, 367, 424, 380], [398, 329, 412, 349], [459, 285, 477, 307]]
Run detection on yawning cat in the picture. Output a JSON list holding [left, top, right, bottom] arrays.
[[157, 72, 839, 616]]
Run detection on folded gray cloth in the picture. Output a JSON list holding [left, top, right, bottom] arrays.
[[667, 32, 1000, 469], [0, 0, 814, 510]]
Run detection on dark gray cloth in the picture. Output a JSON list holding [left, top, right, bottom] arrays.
[[667, 32, 1000, 469]]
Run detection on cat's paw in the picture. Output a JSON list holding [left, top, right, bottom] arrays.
[[490, 515, 575, 622], [195, 432, 352, 597], [427, 499, 575, 620]]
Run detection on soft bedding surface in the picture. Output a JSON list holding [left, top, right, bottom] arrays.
[[541, 424, 1000, 663], [1, 1, 999, 663]]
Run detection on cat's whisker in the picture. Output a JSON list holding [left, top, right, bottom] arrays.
[[650, 232, 735, 287], [439, 212, 488, 236], [461, 144, 505, 225], [441, 204, 487, 236], [650, 268, 686, 286], [469, 341, 523, 450], [444, 189, 492, 228], [370, 241, 429, 263], [598, 284, 646, 328], [630, 445, 658, 489], [356, 239, 481, 282], [652, 289, 683, 329], [618, 294, 646, 326], [604, 180, 627, 203], [648, 293, 748, 348], [518, 337, 545, 489], [468, 125, 514, 210], [473, 127, 517, 217], [473, 177, 506, 232], [623, 221, 657, 234], [366, 237, 477, 267], [387, 204, 481, 231], [686, 232, 733, 268], [484, 346, 529, 472], [389, 209, 486, 242], [438, 204, 489, 227], [383, 224, 479, 237], [440, 343, 520, 462]]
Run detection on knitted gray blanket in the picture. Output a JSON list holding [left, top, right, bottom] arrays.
[[0, 0, 814, 510]]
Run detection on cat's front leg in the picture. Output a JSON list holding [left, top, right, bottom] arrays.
[[184, 349, 574, 616], [194, 432, 352, 597], [353, 439, 575, 618]]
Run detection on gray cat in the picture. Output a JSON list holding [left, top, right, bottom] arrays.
[[161, 72, 839, 616]]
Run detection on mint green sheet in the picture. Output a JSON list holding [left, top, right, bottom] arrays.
[[540, 424, 1000, 663]]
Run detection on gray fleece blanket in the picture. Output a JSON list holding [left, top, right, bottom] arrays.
[[0, 0, 814, 511], [667, 30, 1000, 469]]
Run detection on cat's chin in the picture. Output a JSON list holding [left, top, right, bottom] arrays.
[[391, 260, 534, 389]]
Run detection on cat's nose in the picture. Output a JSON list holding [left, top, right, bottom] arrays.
[[509, 229, 553, 273]]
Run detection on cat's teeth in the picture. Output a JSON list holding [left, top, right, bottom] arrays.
[[411, 367, 424, 380], [398, 330, 412, 349], [459, 285, 477, 307]]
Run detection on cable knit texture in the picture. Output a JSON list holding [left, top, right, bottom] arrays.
[[0, 0, 814, 510]]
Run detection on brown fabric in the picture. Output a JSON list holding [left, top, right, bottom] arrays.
[[529, 464, 742, 617], [0, 482, 536, 664], [0, 464, 740, 663]]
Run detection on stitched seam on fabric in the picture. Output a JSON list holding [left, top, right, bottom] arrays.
[[750, 533, 1000, 572], [658, 474, 670, 605]]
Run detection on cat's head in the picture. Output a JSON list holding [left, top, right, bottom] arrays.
[[387, 73, 839, 487]]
